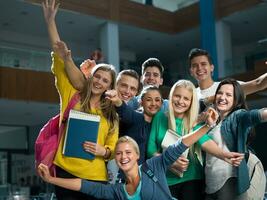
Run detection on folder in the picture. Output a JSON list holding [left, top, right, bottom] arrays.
[[161, 129, 189, 177], [63, 109, 100, 160]]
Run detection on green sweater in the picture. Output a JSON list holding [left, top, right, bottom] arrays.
[[147, 111, 211, 186]]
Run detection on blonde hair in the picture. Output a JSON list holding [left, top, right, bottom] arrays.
[[115, 136, 140, 156], [168, 80, 199, 135], [80, 64, 119, 134]]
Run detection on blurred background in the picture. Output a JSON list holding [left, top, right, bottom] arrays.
[[0, 0, 266, 199]]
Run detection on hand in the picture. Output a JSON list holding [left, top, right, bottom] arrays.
[[83, 141, 106, 157], [80, 59, 96, 79], [42, 0, 59, 24], [38, 163, 52, 183], [223, 151, 244, 167], [169, 156, 189, 174], [105, 90, 122, 107], [53, 41, 71, 61], [205, 107, 219, 127]]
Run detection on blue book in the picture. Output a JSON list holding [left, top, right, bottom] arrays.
[[63, 109, 100, 160]]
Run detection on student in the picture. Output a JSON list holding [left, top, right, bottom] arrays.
[[204, 78, 267, 200], [128, 57, 169, 111], [106, 86, 162, 164], [188, 48, 267, 100], [115, 69, 140, 104], [147, 80, 244, 200], [52, 40, 119, 200], [42, 1, 119, 199], [38, 109, 222, 200]]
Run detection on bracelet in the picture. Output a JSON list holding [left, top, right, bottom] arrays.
[[103, 147, 110, 159], [206, 123, 216, 129]]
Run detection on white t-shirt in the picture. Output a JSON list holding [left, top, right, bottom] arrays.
[[196, 80, 244, 100], [196, 82, 220, 100]]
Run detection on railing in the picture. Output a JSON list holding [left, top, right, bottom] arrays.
[[0, 46, 84, 72]]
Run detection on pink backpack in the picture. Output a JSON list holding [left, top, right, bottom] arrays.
[[35, 92, 80, 176]]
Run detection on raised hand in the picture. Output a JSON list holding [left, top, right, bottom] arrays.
[[42, 0, 59, 24], [105, 90, 123, 107], [205, 107, 219, 127], [80, 59, 96, 79], [53, 41, 71, 61]]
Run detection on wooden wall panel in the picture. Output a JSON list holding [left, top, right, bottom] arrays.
[[26, 0, 262, 34], [173, 3, 200, 32], [0, 67, 59, 103]]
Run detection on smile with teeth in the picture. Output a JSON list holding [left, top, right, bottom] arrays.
[[217, 99, 227, 106], [121, 94, 130, 99], [120, 159, 130, 165], [174, 102, 184, 108]]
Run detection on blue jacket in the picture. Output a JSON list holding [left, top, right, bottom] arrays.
[[116, 102, 151, 164], [80, 140, 188, 200], [220, 109, 262, 194]]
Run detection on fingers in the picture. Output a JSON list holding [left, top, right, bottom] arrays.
[[172, 156, 189, 172], [83, 141, 96, 154]]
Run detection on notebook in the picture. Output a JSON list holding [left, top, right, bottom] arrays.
[[63, 109, 100, 160], [161, 129, 189, 177]]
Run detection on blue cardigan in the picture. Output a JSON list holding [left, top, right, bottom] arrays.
[[220, 109, 262, 194], [80, 140, 188, 199], [116, 102, 151, 164]]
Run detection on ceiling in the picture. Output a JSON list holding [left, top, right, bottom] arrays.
[[0, 0, 267, 128]]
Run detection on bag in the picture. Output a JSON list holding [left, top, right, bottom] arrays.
[[245, 151, 266, 199], [35, 92, 80, 176], [161, 129, 189, 177]]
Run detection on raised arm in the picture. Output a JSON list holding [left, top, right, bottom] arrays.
[[42, 0, 87, 91], [42, 0, 60, 52], [53, 41, 86, 90], [241, 72, 267, 96]]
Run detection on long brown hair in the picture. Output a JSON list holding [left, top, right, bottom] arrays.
[[80, 64, 119, 134]]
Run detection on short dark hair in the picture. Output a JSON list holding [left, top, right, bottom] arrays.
[[116, 69, 141, 93], [117, 69, 139, 83], [188, 48, 213, 66], [140, 85, 162, 100], [214, 78, 248, 116], [141, 58, 164, 77]]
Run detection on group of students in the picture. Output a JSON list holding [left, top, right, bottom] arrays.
[[37, 0, 267, 200]]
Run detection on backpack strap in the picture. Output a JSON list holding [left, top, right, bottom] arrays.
[[63, 92, 81, 121], [141, 162, 174, 200], [58, 92, 80, 142]]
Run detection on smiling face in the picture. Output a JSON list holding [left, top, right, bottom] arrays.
[[171, 86, 192, 118], [91, 69, 112, 96], [115, 142, 139, 173], [116, 74, 139, 102], [140, 90, 162, 117], [141, 66, 163, 87], [215, 84, 234, 117], [190, 55, 214, 82]]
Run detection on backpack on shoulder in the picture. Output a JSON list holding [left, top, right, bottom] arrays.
[[238, 151, 266, 200], [246, 151, 266, 199], [35, 92, 80, 176]]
